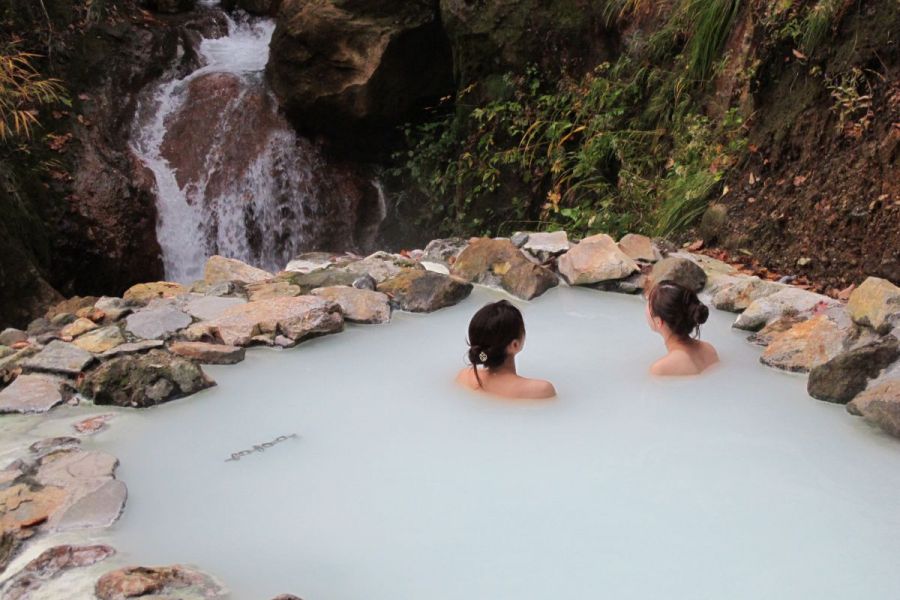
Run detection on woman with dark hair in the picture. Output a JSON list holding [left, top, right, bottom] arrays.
[[646, 280, 719, 376], [455, 300, 556, 399]]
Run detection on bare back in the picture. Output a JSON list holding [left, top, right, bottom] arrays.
[[456, 367, 556, 400]]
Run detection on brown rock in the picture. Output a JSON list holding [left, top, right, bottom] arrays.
[[847, 277, 900, 333], [747, 314, 807, 347], [246, 281, 301, 302], [60, 318, 98, 339], [808, 336, 900, 404], [847, 380, 900, 438], [204, 255, 273, 285], [206, 296, 344, 346], [3, 544, 115, 600], [169, 341, 246, 364], [123, 282, 188, 303], [0, 484, 67, 531], [378, 270, 473, 313], [760, 315, 850, 373], [73, 326, 126, 353], [312, 286, 392, 324], [558, 234, 639, 286], [451, 238, 558, 300], [95, 565, 226, 600], [617, 233, 660, 262], [45, 297, 98, 321], [73, 414, 115, 435], [22, 341, 95, 376], [648, 256, 707, 293], [0, 374, 69, 414]]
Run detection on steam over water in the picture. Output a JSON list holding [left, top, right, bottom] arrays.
[[131, 10, 381, 282]]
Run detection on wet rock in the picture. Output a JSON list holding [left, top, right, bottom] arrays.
[[648, 256, 707, 293], [267, 0, 453, 149], [95, 565, 226, 600], [710, 276, 783, 313], [22, 341, 95, 376], [594, 272, 647, 295], [73, 326, 126, 354], [204, 255, 273, 285], [182, 295, 246, 321], [73, 414, 115, 435], [808, 336, 900, 404], [99, 340, 165, 358], [353, 275, 377, 291], [378, 270, 473, 313], [246, 281, 301, 302], [169, 341, 246, 365], [0, 531, 20, 574], [93, 298, 134, 322], [45, 297, 98, 322], [2, 544, 115, 600], [423, 238, 468, 265], [617, 233, 660, 263], [312, 286, 392, 324], [205, 296, 344, 346], [82, 350, 214, 408], [0, 484, 67, 533], [123, 282, 188, 304], [280, 269, 360, 294], [0, 375, 70, 414], [125, 303, 193, 340], [284, 252, 341, 274], [733, 288, 835, 331], [452, 238, 558, 300], [522, 231, 570, 261], [847, 379, 900, 438], [0, 347, 38, 386], [760, 315, 852, 373], [0, 328, 27, 347], [53, 479, 127, 532], [847, 277, 900, 334], [558, 234, 639, 286], [30, 437, 81, 455]]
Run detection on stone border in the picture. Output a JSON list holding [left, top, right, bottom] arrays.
[[1, 231, 897, 596]]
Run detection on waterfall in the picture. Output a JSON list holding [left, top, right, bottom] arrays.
[[131, 8, 382, 283]]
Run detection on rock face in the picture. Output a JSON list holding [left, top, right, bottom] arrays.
[[807, 336, 900, 404], [451, 238, 558, 300], [82, 350, 215, 408], [95, 565, 226, 600], [2, 544, 115, 600], [733, 288, 834, 331], [378, 270, 473, 313], [267, 0, 454, 151], [312, 286, 392, 324], [847, 277, 900, 333], [125, 303, 193, 340], [204, 296, 344, 346], [204, 256, 273, 285], [759, 315, 851, 373], [22, 341, 95, 376], [847, 380, 900, 438], [558, 234, 639, 286], [648, 256, 707, 293], [0, 375, 69, 414], [169, 341, 246, 365]]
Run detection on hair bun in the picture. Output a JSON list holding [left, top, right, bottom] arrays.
[[691, 302, 709, 325]]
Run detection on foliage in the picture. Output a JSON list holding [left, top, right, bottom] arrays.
[[0, 45, 66, 141], [394, 0, 750, 240], [800, 0, 843, 54]]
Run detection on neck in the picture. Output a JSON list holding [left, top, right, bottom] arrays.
[[664, 332, 691, 351], [489, 355, 517, 375]]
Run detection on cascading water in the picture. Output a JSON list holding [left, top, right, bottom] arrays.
[[131, 7, 382, 282]]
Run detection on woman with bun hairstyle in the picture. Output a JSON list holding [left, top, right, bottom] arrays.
[[455, 300, 556, 399], [646, 280, 719, 376]]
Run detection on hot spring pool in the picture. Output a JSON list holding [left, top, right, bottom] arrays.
[[92, 286, 900, 599]]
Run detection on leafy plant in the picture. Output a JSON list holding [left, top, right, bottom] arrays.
[[0, 46, 66, 141]]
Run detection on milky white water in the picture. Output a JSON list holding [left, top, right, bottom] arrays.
[[89, 287, 900, 599]]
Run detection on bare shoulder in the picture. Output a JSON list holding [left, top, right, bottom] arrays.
[[650, 350, 694, 377], [518, 377, 557, 400], [455, 367, 478, 390], [698, 340, 720, 364]]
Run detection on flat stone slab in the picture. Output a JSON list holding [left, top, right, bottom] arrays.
[[183, 295, 247, 321], [99, 340, 164, 358], [22, 341, 94, 376], [311, 286, 392, 324], [523, 231, 570, 256], [0, 374, 68, 414], [204, 255, 272, 285], [73, 326, 125, 353], [169, 341, 246, 364], [125, 304, 193, 340], [53, 479, 127, 532]]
